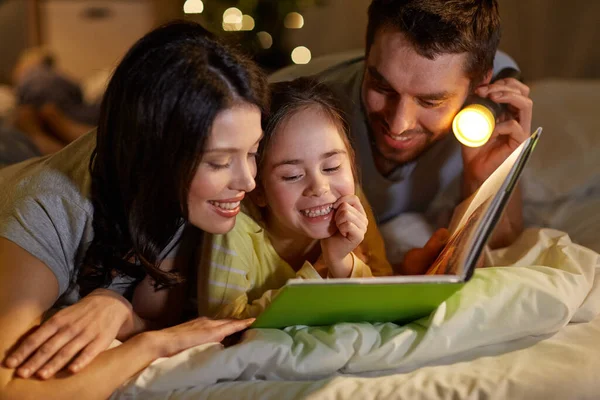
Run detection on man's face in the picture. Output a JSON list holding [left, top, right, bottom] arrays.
[[362, 28, 471, 170]]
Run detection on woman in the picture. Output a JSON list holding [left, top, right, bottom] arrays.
[[0, 21, 269, 399]]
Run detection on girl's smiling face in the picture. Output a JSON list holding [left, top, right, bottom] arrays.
[[259, 106, 355, 240]]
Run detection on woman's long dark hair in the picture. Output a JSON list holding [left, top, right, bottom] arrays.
[[78, 21, 269, 296]]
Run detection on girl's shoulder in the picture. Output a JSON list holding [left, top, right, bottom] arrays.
[[226, 211, 263, 236]]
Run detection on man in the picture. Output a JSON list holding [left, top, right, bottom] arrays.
[[271, 0, 533, 271]]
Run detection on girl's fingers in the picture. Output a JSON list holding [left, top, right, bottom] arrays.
[[334, 195, 366, 216], [335, 205, 367, 234], [337, 221, 364, 243]]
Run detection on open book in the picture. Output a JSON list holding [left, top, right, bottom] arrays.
[[252, 128, 543, 329]]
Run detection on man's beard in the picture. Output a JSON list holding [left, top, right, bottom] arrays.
[[367, 120, 437, 168]]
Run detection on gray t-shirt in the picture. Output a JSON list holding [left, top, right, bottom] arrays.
[[0, 130, 180, 308]]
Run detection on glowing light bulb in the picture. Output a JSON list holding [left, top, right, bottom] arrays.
[[452, 104, 495, 148]]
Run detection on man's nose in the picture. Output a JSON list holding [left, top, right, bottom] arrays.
[[387, 97, 418, 135]]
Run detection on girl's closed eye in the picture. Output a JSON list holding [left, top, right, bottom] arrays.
[[323, 164, 341, 173], [282, 174, 303, 182]]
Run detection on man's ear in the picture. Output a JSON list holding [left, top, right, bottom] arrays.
[[477, 69, 493, 88], [250, 186, 267, 207]]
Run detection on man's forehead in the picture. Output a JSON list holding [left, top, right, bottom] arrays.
[[367, 28, 470, 89]]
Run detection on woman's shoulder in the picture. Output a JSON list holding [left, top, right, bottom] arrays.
[[0, 130, 96, 214]]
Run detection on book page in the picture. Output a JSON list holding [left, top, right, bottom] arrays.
[[425, 128, 541, 276]]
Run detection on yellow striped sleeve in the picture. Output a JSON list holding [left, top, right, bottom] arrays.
[[205, 223, 254, 319]]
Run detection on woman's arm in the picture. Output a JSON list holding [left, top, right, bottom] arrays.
[[0, 238, 252, 400]]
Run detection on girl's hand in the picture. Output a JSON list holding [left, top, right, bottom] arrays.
[[147, 317, 255, 358], [320, 194, 369, 277], [5, 288, 135, 379]]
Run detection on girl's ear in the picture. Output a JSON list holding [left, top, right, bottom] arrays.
[[250, 186, 267, 207]]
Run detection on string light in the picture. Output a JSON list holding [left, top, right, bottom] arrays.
[[183, 0, 204, 14], [222, 7, 243, 31], [284, 12, 304, 29], [241, 15, 255, 31], [257, 31, 273, 49], [291, 46, 311, 64]]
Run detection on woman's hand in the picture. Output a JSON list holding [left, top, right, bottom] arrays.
[[320, 195, 369, 277], [4, 288, 135, 379], [147, 317, 255, 358]]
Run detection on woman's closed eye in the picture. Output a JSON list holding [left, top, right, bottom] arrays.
[[207, 160, 231, 170]]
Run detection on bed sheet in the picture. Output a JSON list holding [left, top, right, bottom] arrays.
[[112, 228, 600, 399], [122, 315, 600, 400]]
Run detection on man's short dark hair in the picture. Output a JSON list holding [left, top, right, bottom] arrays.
[[366, 0, 501, 86]]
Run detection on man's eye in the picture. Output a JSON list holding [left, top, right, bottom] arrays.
[[419, 100, 441, 108], [374, 82, 394, 94]]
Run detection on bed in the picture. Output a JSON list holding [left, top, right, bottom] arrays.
[[109, 79, 600, 399]]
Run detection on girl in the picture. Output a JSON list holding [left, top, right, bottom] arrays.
[[0, 21, 269, 398], [200, 78, 392, 319]]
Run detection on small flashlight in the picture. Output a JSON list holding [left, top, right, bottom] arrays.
[[453, 68, 521, 148]]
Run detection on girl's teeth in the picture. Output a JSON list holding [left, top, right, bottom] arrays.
[[210, 201, 240, 210], [302, 205, 333, 217], [390, 135, 410, 141]]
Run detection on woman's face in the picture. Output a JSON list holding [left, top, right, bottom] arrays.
[[187, 103, 263, 234], [259, 107, 356, 240]]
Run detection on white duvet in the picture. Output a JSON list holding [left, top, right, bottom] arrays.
[[112, 228, 600, 399]]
